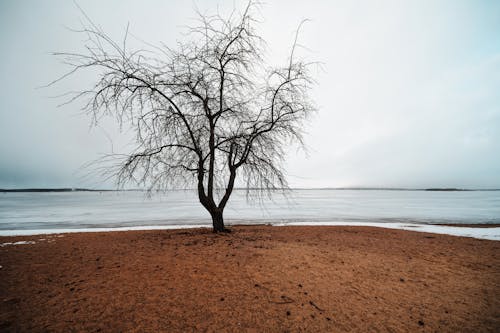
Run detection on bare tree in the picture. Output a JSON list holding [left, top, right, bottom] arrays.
[[53, 2, 316, 232]]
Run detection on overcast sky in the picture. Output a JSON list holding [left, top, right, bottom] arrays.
[[0, 0, 499, 189]]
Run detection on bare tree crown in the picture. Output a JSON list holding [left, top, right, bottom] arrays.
[[53, 2, 316, 231]]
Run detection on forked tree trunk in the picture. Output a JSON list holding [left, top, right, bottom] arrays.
[[210, 209, 226, 232]]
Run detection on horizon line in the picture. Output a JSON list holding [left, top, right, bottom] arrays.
[[1, 187, 500, 192]]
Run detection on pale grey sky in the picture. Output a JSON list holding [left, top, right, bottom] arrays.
[[0, 0, 499, 189]]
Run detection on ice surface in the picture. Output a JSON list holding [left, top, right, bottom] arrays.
[[1, 190, 499, 240]]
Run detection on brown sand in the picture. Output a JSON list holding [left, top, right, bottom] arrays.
[[1, 226, 499, 332]]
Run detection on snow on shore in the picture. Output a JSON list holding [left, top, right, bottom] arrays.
[[1, 240, 36, 246], [0, 222, 498, 241], [276, 222, 500, 241]]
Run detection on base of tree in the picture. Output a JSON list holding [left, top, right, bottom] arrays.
[[213, 228, 231, 234]]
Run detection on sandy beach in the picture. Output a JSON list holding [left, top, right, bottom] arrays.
[[1, 226, 499, 332]]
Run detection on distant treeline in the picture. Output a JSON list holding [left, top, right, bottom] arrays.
[[0, 188, 112, 193], [424, 188, 470, 191], [1, 187, 498, 193]]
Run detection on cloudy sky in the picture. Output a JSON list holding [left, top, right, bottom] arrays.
[[0, 0, 499, 189]]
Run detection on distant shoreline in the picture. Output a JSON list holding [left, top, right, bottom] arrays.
[[0, 188, 115, 193], [1, 187, 499, 192]]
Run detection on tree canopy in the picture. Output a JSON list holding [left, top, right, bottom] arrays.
[[53, 2, 316, 231]]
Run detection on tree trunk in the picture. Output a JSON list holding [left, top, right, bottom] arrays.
[[210, 209, 227, 233]]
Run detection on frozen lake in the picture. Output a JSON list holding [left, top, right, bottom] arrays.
[[1, 189, 499, 234]]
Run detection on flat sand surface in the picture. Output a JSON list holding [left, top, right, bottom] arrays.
[[1, 226, 499, 332]]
